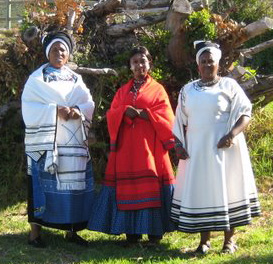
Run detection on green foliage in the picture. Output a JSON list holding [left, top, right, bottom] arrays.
[[213, 0, 273, 24], [180, 9, 217, 80], [184, 9, 217, 45], [140, 24, 172, 82], [233, 60, 258, 81]]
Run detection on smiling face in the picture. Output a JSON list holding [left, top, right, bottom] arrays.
[[48, 42, 69, 68], [198, 51, 219, 82], [130, 53, 151, 80]]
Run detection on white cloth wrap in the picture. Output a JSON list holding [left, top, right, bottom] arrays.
[[196, 46, 222, 65], [22, 63, 95, 190]]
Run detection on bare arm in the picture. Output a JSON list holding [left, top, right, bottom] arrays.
[[217, 115, 250, 148]]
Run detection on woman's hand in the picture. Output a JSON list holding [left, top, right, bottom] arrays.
[[217, 133, 234, 148], [218, 115, 251, 149], [58, 106, 70, 121], [68, 107, 81, 119], [58, 106, 81, 120], [137, 109, 149, 120], [125, 106, 140, 119]]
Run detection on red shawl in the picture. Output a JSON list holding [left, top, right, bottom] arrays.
[[104, 75, 175, 210]]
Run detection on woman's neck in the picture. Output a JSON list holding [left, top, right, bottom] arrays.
[[199, 76, 220, 87], [201, 75, 219, 82], [48, 63, 64, 70], [134, 74, 148, 82]]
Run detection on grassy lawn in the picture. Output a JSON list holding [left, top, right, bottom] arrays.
[[0, 181, 272, 264]]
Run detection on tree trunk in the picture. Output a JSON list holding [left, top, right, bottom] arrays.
[[243, 75, 273, 106]]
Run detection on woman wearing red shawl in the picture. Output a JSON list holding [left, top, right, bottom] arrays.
[[88, 46, 176, 245]]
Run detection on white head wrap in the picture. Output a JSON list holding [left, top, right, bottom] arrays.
[[45, 38, 70, 59], [194, 40, 222, 65]]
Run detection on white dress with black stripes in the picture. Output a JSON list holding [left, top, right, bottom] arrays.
[[171, 77, 260, 233]]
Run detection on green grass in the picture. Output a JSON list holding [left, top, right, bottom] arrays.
[[245, 103, 273, 179], [0, 184, 272, 263], [265, 101, 273, 112]]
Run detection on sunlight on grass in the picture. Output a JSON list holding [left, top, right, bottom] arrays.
[[0, 190, 272, 263]]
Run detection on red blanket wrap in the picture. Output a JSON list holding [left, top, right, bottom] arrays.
[[104, 75, 175, 210]]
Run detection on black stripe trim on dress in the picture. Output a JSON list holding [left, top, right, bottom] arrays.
[[58, 154, 89, 157], [58, 170, 86, 174], [26, 124, 56, 129], [25, 142, 54, 146]]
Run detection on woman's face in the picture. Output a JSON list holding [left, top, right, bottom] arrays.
[[130, 53, 150, 80], [198, 51, 219, 81], [48, 42, 69, 68]]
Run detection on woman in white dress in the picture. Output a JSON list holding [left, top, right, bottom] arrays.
[[171, 41, 260, 254]]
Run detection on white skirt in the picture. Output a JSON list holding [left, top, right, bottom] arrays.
[[171, 131, 260, 233]]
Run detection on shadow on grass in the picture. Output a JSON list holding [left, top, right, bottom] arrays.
[[0, 231, 198, 263], [223, 254, 273, 264]]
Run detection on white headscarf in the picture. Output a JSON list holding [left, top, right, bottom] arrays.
[[194, 40, 222, 65], [45, 38, 70, 59]]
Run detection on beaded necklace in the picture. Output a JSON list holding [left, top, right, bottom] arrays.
[[130, 76, 147, 105], [194, 77, 221, 92]]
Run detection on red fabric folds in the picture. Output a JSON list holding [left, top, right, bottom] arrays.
[[104, 75, 175, 210]]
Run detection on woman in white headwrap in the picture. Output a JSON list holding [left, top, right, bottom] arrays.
[[22, 31, 95, 247], [171, 41, 260, 254]]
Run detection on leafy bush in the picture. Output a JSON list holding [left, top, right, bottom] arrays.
[[184, 9, 217, 44], [213, 0, 273, 24]]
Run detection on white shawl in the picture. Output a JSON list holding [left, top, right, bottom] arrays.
[[22, 63, 95, 190]]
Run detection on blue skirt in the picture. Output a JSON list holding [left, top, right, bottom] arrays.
[[88, 185, 176, 236], [28, 156, 94, 231]]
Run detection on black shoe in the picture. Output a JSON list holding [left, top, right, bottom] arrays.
[[126, 234, 142, 244], [65, 232, 89, 247], [147, 235, 162, 246], [123, 234, 142, 248], [28, 235, 46, 248]]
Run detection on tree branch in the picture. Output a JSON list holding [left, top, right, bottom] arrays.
[[85, 0, 122, 17], [124, 0, 171, 9], [240, 75, 273, 106], [240, 39, 273, 58], [106, 12, 167, 36], [244, 17, 273, 40], [67, 62, 118, 76]]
